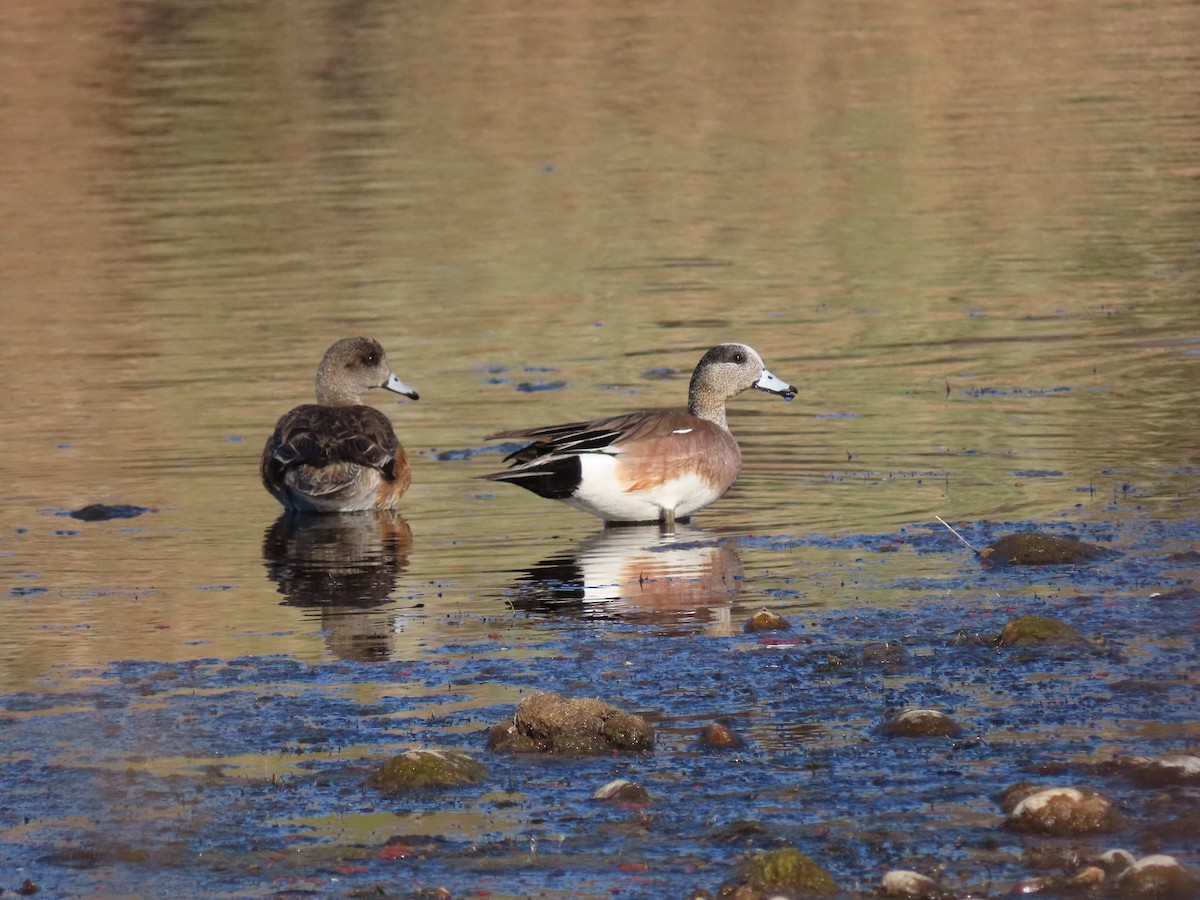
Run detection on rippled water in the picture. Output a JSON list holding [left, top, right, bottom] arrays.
[[1, 0, 1198, 895]]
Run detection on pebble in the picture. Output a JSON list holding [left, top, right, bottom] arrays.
[[880, 869, 939, 897]]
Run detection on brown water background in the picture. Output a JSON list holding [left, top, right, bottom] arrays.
[[1, 3, 1197, 709]]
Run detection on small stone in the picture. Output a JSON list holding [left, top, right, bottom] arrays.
[[744, 609, 790, 633], [700, 721, 746, 749], [1003, 786, 1120, 836], [1115, 854, 1200, 900], [880, 869, 939, 897], [592, 779, 651, 803], [997, 615, 1086, 647], [880, 708, 963, 738], [366, 749, 487, 793]]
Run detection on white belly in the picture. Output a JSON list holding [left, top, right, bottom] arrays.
[[566, 454, 725, 523]]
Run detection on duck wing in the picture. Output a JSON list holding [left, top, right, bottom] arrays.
[[262, 405, 402, 487]]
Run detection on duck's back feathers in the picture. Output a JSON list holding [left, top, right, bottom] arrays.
[[262, 404, 410, 512]]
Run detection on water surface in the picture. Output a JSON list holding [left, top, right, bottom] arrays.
[[1, 0, 1198, 895]]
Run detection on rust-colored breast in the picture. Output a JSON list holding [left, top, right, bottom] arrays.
[[613, 414, 742, 494]]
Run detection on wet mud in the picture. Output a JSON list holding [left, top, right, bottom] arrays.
[[2, 516, 1198, 898]]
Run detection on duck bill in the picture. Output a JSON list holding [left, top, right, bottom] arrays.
[[755, 368, 797, 400], [383, 373, 420, 400]]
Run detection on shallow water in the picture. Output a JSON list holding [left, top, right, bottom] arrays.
[[1, 0, 1199, 896]]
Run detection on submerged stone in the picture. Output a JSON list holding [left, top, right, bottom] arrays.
[[67, 503, 151, 521], [486, 691, 653, 756], [592, 778, 651, 803], [1115, 855, 1199, 899], [744, 609, 790, 633], [1003, 786, 1120, 835], [880, 708, 963, 738], [997, 615, 1087, 647], [366, 749, 487, 793], [860, 641, 908, 668], [736, 847, 838, 896], [981, 532, 1109, 566], [707, 819, 770, 845], [700, 721, 746, 749]]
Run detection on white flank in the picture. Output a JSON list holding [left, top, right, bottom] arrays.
[[568, 454, 723, 522]]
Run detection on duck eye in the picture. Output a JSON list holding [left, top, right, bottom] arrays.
[[362, 353, 378, 366], [733, 352, 745, 363]]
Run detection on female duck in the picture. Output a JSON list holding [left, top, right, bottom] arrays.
[[484, 342, 795, 532], [262, 337, 419, 512]]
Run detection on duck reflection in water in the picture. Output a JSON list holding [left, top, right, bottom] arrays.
[[509, 524, 743, 632], [262, 511, 413, 661]]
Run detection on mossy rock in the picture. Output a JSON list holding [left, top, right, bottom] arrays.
[[487, 691, 653, 756], [982, 532, 1109, 566], [998, 615, 1086, 647], [741, 847, 838, 896], [367, 749, 487, 793]]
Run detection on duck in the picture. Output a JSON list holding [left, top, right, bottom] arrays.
[[261, 337, 419, 512], [483, 342, 796, 532]]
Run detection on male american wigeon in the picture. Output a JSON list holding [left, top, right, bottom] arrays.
[[261, 337, 419, 513], [483, 342, 796, 532]]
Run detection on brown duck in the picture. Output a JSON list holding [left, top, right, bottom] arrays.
[[262, 337, 419, 512]]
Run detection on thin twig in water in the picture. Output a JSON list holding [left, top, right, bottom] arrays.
[[935, 515, 980, 555]]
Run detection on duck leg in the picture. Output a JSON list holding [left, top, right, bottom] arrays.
[[659, 507, 676, 535]]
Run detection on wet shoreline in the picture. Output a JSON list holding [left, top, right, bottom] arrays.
[[3, 516, 1197, 897]]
